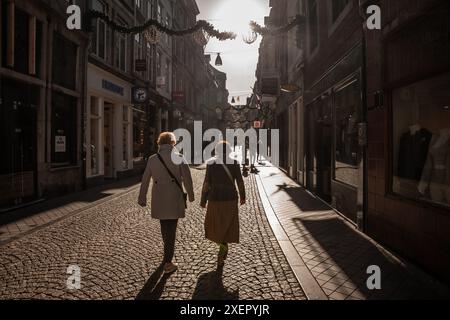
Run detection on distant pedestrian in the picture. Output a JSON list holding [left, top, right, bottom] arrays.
[[138, 132, 195, 274], [200, 141, 246, 266]]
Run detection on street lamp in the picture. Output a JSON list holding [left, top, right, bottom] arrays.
[[206, 52, 224, 66], [215, 53, 223, 66]]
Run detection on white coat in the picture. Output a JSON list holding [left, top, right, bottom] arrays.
[[138, 144, 194, 220]]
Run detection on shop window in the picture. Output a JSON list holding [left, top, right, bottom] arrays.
[[52, 32, 77, 90], [392, 73, 450, 209], [334, 79, 361, 188], [51, 92, 77, 166], [133, 107, 148, 163]]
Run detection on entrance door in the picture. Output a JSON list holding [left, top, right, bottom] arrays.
[[103, 104, 114, 178], [0, 80, 38, 209], [332, 76, 364, 224]]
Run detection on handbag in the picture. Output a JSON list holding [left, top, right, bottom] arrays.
[[157, 153, 188, 209]]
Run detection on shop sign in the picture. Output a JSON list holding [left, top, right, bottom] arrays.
[[102, 80, 124, 96], [135, 59, 147, 72], [55, 136, 66, 153], [132, 87, 149, 104], [253, 121, 262, 129]]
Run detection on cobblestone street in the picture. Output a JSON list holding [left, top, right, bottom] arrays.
[[0, 169, 306, 300]]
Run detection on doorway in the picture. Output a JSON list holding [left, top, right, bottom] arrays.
[[305, 96, 333, 203], [103, 103, 114, 178]]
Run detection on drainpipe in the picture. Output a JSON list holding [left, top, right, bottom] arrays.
[[358, 2, 370, 232]]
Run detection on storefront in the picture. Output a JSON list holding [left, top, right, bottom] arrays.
[[132, 98, 158, 174], [0, 0, 87, 211], [86, 64, 133, 184], [288, 96, 305, 185], [304, 43, 365, 226], [365, 0, 450, 283]]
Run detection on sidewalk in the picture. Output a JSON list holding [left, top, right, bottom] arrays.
[[255, 163, 450, 300], [0, 177, 141, 245]]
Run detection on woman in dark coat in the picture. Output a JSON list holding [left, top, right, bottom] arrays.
[[200, 141, 246, 266]]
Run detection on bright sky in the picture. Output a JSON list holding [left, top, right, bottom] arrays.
[[196, 0, 270, 104]]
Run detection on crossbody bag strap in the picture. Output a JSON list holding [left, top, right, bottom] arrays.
[[221, 164, 234, 184], [157, 153, 184, 193]]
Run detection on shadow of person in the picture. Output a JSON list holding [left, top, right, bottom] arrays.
[[136, 264, 172, 300], [192, 265, 239, 300]]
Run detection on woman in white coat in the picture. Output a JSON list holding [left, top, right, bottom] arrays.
[[138, 132, 195, 274]]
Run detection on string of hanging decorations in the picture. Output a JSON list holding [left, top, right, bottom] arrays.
[[245, 14, 306, 44], [87, 10, 237, 41]]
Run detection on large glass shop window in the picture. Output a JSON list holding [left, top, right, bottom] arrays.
[[393, 73, 450, 208], [51, 92, 77, 166], [334, 79, 361, 188]]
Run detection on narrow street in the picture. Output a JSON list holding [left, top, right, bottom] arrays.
[[0, 168, 305, 300], [1, 163, 449, 300]]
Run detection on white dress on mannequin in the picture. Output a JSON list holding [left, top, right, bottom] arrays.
[[418, 128, 450, 203]]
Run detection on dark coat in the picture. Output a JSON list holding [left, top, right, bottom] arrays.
[[200, 157, 246, 207]]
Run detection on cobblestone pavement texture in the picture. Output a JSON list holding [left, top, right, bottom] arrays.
[[0, 169, 306, 300]]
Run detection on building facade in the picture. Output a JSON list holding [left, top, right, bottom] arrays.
[[86, 0, 139, 185], [0, 0, 89, 210], [362, 0, 450, 284], [257, 0, 450, 284]]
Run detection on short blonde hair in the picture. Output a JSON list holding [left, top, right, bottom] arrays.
[[157, 132, 176, 146], [215, 140, 232, 156]]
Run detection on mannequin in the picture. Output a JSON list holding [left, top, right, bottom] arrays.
[[418, 128, 450, 204], [409, 124, 421, 135], [398, 125, 432, 181]]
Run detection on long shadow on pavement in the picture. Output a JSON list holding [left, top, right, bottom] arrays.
[[277, 184, 450, 299], [192, 265, 239, 300], [136, 264, 172, 300]]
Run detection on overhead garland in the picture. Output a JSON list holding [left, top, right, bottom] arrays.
[[87, 10, 237, 41], [249, 14, 306, 37]]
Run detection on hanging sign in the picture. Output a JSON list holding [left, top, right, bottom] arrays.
[[55, 136, 66, 153], [135, 59, 147, 72]]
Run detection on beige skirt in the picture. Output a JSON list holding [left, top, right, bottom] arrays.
[[205, 200, 240, 244]]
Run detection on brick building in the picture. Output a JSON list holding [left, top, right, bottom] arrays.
[[363, 0, 450, 283]]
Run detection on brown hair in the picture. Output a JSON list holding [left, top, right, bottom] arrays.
[[157, 132, 176, 146]]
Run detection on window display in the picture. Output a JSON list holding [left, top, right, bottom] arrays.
[[392, 73, 450, 208], [334, 79, 361, 188]]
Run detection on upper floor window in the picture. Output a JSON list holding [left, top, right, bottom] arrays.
[[157, 3, 162, 23], [52, 32, 77, 90], [92, 0, 107, 60], [308, 0, 318, 53], [147, 0, 153, 19], [115, 17, 127, 72], [331, 0, 350, 23]]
